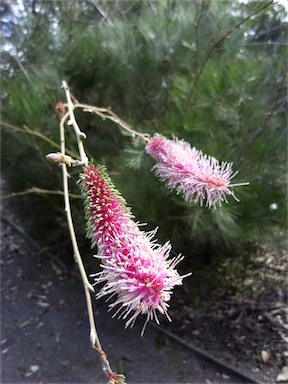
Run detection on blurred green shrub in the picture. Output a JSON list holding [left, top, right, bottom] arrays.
[[1, 0, 287, 266]]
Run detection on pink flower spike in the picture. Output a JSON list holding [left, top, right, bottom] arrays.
[[145, 134, 249, 208], [79, 164, 188, 334]]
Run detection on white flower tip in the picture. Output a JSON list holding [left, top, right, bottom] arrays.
[[229, 181, 250, 187]]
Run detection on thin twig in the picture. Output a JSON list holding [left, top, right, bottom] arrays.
[[74, 102, 150, 143], [0, 187, 81, 200], [89, 0, 114, 26], [59, 84, 115, 380], [183, 0, 274, 117], [61, 162, 114, 381], [59, 107, 92, 292], [62, 81, 89, 167], [232, 76, 287, 159], [1, 37, 33, 84], [1, 120, 78, 159], [194, 0, 203, 73]]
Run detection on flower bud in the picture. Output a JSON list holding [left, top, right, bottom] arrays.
[[46, 152, 72, 167]]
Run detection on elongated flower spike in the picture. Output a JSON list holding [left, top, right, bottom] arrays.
[[79, 164, 187, 335], [145, 134, 249, 208]]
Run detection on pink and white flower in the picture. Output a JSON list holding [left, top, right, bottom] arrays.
[[80, 164, 186, 334], [145, 134, 248, 208]]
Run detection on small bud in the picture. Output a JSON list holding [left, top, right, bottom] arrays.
[[46, 153, 63, 163], [46, 152, 72, 167], [55, 100, 66, 118]]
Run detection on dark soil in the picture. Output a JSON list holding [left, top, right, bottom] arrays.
[[165, 245, 288, 383]]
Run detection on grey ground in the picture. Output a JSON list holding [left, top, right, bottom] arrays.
[[1, 211, 247, 384]]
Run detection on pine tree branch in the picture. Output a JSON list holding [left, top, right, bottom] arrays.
[[89, 0, 114, 26], [232, 80, 287, 159], [1, 36, 33, 85], [182, 0, 274, 118], [194, 0, 204, 73], [0, 187, 81, 200], [0, 120, 78, 159]]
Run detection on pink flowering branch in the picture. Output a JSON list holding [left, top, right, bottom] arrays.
[[145, 134, 249, 208], [46, 81, 247, 384], [60, 91, 248, 209], [80, 164, 188, 336]]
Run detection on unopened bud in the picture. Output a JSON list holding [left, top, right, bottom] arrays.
[[55, 100, 66, 118], [46, 152, 72, 167]]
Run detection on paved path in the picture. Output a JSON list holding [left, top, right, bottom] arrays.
[[1, 215, 244, 384]]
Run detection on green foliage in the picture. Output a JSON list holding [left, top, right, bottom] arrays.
[[1, 0, 287, 265]]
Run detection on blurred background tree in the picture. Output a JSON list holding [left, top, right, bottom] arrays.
[[1, 0, 287, 292]]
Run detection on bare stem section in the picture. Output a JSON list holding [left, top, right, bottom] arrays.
[[74, 102, 150, 143], [62, 81, 89, 167]]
